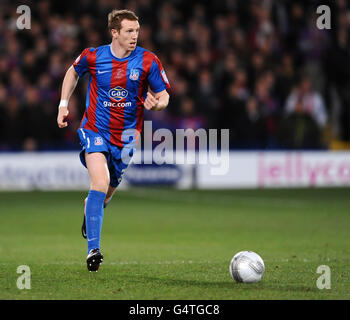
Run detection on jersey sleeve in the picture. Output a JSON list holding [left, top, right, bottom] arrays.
[[147, 55, 171, 93], [73, 48, 92, 77]]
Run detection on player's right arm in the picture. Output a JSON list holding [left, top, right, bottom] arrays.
[[57, 66, 79, 128], [57, 47, 92, 128]]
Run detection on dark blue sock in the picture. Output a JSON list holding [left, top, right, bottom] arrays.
[[85, 190, 106, 254]]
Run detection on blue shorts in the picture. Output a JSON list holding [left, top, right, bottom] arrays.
[[77, 128, 134, 188]]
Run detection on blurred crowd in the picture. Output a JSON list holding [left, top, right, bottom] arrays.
[[0, 0, 349, 151]]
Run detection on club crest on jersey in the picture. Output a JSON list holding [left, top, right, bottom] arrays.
[[108, 86, 128, 102], [94, 137, 103, 146], [129, 69, 140, 81]]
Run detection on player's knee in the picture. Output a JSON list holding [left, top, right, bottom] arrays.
[[90, 178, 110, 194]]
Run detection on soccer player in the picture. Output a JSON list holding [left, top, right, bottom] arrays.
[[57, 9, 170, 272]]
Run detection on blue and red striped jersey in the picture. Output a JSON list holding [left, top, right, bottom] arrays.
[[73, 44, 170, 147]]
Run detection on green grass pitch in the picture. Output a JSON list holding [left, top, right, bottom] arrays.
[[0, 187, 349, 300]]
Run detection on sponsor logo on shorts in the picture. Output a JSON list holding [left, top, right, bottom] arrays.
[[94, 137, 103, 146], [108, 86, 128, 102]]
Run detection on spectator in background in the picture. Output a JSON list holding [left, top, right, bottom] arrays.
[[155, 17, 172, 50], [195, 69, 218, 128], [182, 53, 199, 93], [176, 97, 206, 150], [298, 12, 330, 93], [231, 68, 249, 101], [1, 96, 24, 150], [326, 22, 350, 141], [38, 74, 58, 102], [22, 86, 42, 149], [220, 70, 249, 147], [20, 50, 39, 83], [278, 96, 322, 149], [254, 72, 280, 147], [177, 97, 206, 131], [236, 96, 267, 149], [34, 36, 50, 74], [275, 53, 297, 107], [230, 28, 250, 62], [247, 51, 266, 91], [248, 5, 280, 56], [214, 50, 238, 95], [8, 68, 26, 102], [285, 76, 328, 129], [0, 84, 6, 149], [285, 2, 306, 65], [166, 75, 188, 118]]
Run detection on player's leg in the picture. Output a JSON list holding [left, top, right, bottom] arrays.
[[102, 145, 132, 210], [84, 152, 109, 271], [103, 150, 129, 207], [81, 163, 116, 239], [86, 152, 110, 193], [82, 183, 116, 239]]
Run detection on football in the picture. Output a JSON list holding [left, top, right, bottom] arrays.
[[229, 251, 265, 283]]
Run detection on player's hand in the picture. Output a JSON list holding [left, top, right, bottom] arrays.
[[143, 92, 159, 110], [57, 107, 69, 128]]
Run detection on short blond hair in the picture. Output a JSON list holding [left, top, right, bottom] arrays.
[[108, 9, 138, 32]]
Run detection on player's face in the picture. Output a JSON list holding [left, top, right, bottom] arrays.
[[115, 19, 140, 52]]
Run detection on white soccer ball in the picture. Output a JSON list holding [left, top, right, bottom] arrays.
[[229, 251, 265, 283]]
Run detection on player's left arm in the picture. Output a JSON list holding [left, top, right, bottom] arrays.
[[145, 54, 170, 111], [144, 89, 169, 111]]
